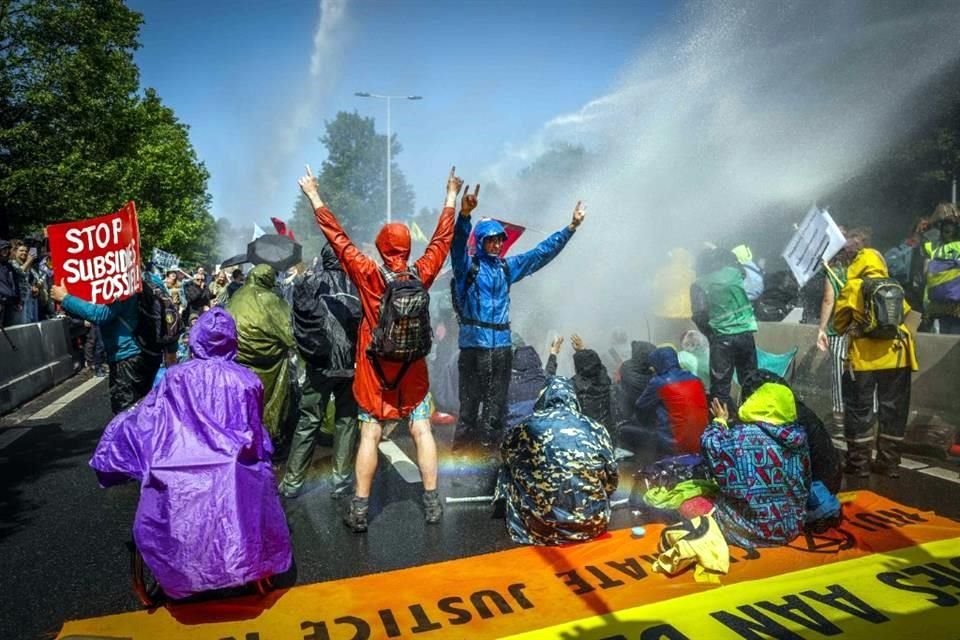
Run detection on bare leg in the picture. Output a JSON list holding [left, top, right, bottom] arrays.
[[410, 418, 438, 491], [353, 420, 383, 499]]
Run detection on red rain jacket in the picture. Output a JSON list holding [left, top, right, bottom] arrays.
[[313, 206, 455, 420]]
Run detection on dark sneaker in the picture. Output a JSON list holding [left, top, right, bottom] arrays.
[[344, 497, 368, 533], [423, 490, 443, 524], [843, 462, 870, 478]]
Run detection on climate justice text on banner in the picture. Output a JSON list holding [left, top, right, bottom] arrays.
[[47, 202, 142, 305]]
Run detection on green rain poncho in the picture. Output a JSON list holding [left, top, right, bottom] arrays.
[[227, 264, 295, 438]]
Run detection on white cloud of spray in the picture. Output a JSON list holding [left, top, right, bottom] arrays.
[[220, 0, 350, 261], [484, 0, 960, 359], [262, 1, 348, 210]]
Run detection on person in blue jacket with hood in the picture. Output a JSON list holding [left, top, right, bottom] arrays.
[[451, 186, 585, 454]]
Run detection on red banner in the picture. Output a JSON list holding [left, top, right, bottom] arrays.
[[47, 202, 142, 305]]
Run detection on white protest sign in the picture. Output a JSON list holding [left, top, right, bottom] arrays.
[[782, 206, 847, 287]]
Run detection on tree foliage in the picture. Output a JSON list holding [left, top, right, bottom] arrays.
[[0, 0, 215, 263], [291, 111, 415, 257]]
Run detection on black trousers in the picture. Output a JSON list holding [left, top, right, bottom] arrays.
[[108, 351, 162, 414], [842, 367, 911, 468], [454, 347, 513, 451], [709, 332, 757, 411]]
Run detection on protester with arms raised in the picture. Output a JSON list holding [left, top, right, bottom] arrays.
[[452, 191, 585, 455], [299, 164, 460, 532]]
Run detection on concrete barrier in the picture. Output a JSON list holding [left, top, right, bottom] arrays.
[[646, 316, 960, 435], [0, 318, 76, 414]]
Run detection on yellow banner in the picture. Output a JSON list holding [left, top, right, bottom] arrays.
[[57, 492, 960, 640], [505, 536, 960, 639]]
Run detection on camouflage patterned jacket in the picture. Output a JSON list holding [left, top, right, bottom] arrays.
[[495, 377, 619, 545]]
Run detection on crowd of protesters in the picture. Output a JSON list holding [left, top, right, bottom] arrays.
[[7, 173, 957, 598]]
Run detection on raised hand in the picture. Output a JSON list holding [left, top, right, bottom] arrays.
[[710, 397, 729, 422], [569, 200, 586, 231], [571, 333, 585, 351], [460, 183, 480, 217], [299, 164, 324, 208], [550, 335, 564, 356], [445, 165, 464, 207], [50, 278, 69, 303]]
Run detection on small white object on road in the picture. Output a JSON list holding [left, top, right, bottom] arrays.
[[631, 526, 646, 538]]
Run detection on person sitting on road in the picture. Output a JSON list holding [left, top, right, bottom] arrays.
[[506, 340, 547, 429], [495, 376, 618, 545], [702, 373, 811, 549], [634, 346, 709, 455], [545, 334, 614, 433], [89, 308, 292, 600]]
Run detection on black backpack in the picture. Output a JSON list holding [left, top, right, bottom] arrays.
[[860, 277, 905, 339], [292, 273, 361, 366], [369, 266, 432, 389], [135, 279, 182, 355], [451, 255, 512, 330]]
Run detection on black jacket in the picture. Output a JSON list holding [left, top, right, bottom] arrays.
[[547, 348, 613, 428], [618, 341, 656, 423], [292, 245, 360, 378]]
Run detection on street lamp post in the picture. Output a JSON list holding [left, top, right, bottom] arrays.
[[355, 92, 423, 223]]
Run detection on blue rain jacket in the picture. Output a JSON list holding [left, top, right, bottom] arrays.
[[452, 216, 573, 349]]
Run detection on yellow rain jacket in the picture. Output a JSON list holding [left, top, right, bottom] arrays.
[[833, 249, 918, 372], [653, 249, 695, 318]]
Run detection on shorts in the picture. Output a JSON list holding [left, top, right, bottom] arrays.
[[358, 393, 432, 425]]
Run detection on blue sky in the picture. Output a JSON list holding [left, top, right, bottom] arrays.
[[126, 0, 672, 227]]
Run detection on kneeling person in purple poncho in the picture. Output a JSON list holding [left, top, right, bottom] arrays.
[[89, 307, 292, 599]]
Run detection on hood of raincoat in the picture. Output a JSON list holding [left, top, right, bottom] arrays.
[[474, 218, 507, 256], [189, 307, 238, 360], [321, 243, 343, 271], [621, 341, 656, 395], [738, 381, 799, 429], [846, 248, 888, 281], [513, 344, 543, 372], [375, 223, 412, 272], [573, 349, 606, 378], [88, 326, 292, 598], [535, 376, 581, 413], [630, 340, 656, 363], [247, 263, 278, 289], [649, 346, 681, 374], [680, 330, 709, 354]]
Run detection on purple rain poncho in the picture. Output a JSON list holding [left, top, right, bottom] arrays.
[[90, 307, 292, 599]]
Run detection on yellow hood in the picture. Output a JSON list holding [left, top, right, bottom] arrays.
[[738, 382, 797, 426]]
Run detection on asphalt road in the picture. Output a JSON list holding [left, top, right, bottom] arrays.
[[2, 372, 958, 640]]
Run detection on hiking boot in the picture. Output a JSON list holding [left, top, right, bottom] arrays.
[[343, 497, 368, 533], [423, 490, 443, 525], [875, 438, 902, 477], [843, 461, 870, 478], [843, 441, 871, 478]]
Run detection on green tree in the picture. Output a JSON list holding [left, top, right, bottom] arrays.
[[291, 111, 416, 252], [0, 0, 214, 262]]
